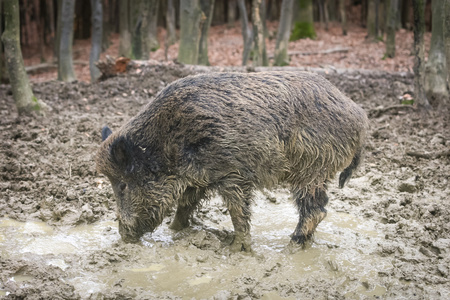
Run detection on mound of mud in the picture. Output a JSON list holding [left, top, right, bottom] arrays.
[[0, 63, 449, 299]]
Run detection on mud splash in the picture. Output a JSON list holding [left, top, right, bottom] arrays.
[[1, 190, 394, 299]]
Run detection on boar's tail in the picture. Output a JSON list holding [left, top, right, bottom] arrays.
[[339, 147, 363, 189]]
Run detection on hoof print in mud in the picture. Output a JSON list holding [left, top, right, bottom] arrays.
[[96, 72, 368, 250]]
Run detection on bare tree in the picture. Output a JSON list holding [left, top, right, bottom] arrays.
[[147, 0, 160, 52], [178, 0, 203, 64], [198, 0, 215, 65], [2, 0, 46, 115], [237, 0, 252, 66], [90, 0, 103, 82], [165, 0, 177, 60], [119, 0, 132, 57], [385, 0, 398, 58], [412, 0, 430, 109], [445, 0, 450, 85], [339, 0, 347, 35], [58, 0, 76, 82], [424, 0, 448, 104], [252, 0, 268, 66], [274, 0, 294, 66]]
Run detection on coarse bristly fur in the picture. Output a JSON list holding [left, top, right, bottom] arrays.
[[96, 71, 369, 251]]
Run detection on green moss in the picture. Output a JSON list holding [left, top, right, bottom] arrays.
[[290, 22, 316, 41]]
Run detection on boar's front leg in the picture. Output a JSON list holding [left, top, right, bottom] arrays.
[[170, 187, 206, 231], [291, 187, 329, 244], [218, 179, 253, 252]]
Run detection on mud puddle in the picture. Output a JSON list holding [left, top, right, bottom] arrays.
[[1, 190, 395, 299]]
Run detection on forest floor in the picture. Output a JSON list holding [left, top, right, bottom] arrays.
[[1, 23, 449, 299]]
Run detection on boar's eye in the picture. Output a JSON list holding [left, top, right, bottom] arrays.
[[119, 182, 127, 192]]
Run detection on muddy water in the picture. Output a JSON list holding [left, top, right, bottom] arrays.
[[0, 190, 397, 299]]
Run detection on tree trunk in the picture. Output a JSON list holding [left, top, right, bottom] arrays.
[[424, 0, 448, 104], [58, 0, 76, 82], [178, 0, 202, 64], [54, 0, 62, 59], [237, 0, 252, 66], [385, 0, 398, 58], [412, 0, 430, 109], [102, 0, 111, 50], [90, 0, 103, 82], [33, 0, 45, 62], [45, 0, 55, 49], [366, 0, 378, 41], [339, 0, 347, 35], [118, 0, 131, 57], [165, 0, 176, 60], [445, 0, 450, 85], [274, 0, 294, 66], [290, 0, 316, 40], [401, 0, 412, 29], [0, 0, 7, 83], [147, 0, 160, 52], [227, 0, 237, 26], [2, 0, 46, 115], [252, 0, 268, 66], [198, 0, 215, 66], [130, 0, 151, 60]]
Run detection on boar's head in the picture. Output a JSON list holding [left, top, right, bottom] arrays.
[[96, 126, 175, 243]]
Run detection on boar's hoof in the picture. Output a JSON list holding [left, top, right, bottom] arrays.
[[230, 232, 252, 252], [169, 219, 189, 231]]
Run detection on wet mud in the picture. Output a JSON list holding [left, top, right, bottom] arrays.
[[0, 63, 449, 299]]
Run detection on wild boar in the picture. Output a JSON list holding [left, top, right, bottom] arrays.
[[96, 71, 368, 252]]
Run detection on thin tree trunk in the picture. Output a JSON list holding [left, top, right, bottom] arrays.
[[178, 0, 202, 64], [45, 0, 55, 48], [198, 0, 215, 65], [274, 0, 294, 66], [165, 0, 176, 60], [252, 0, 268, 66], [58, 0, 76, 82], [54, 0, 62, 59], [367, 0, 378, 40], [102, 0, 111, 51], [119, 0, 131, 57], [340, 0, 347, 35], [445, 0, 450, 85], [147, 0, 160, 52], [424, 0, 448, 103], [33, 0, 45, 62], [227, 0, 237, 26], [237, 0, 252, 66], [90, 0, 103, 82], [0, 0, 7, 83], [2, 0, 46, 115], [412, 0, 430, 109], [385, 0, 398, 58]]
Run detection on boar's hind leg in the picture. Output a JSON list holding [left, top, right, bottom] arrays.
[[170, 187, 206, 231], [291, 188, 329, 244]]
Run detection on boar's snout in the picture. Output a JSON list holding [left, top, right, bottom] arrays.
[[118, 219, 143, 243]]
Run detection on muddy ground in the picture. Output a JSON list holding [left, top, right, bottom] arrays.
[[0, 63, 449, 299]]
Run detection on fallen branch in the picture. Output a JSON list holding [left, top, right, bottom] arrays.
[[289, 47, 350, 56], [25, 60, 88, 74], [369, 105, 416, 118], [406, 150, 450, 159], [25, 63, 57, 73]]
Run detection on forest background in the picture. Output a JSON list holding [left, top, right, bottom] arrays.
[[0, 0, 448, 115]]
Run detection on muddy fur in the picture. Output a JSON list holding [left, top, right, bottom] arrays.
[[96, 71, 368, 250]]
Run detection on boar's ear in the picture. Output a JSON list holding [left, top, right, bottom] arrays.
[[102, 126, 113, 141], [109, 136, 133, 171]]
